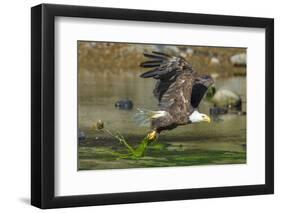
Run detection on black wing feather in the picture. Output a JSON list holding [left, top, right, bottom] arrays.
[[140, 60, 163, 68], [191, 84, 208, 108], [140, 68, 159, 78], [191, 74, 214, 108], [140, 52, 190, 80]]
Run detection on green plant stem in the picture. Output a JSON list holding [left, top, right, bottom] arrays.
[[101, 128, 155, 158], [116, 132, 136, 156], [102, 129, 136, 156]]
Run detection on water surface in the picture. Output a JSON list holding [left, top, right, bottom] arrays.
[[78, 72, 246, 170]]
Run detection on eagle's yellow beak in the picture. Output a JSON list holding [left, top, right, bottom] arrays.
[[203, 115, 211, 123]]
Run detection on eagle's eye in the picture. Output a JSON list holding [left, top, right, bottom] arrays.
[[201, 114, 211, 123]]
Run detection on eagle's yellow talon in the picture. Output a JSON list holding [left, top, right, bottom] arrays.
[[147, 130, 157, 141]]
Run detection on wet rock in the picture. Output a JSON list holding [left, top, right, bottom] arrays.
[[78, 130, 86, 143], [210, 107, 228, 116], [233, 111, 246, 116], [96, 120, 104, 130], [230, 53, 246, 67], [115, 99, 133, 110], [209, 107, 228, 122], [211, 89, 242, 110], [92, 120, 104, 130]]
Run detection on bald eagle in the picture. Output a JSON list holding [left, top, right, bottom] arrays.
[[135, 51, 214, 140]]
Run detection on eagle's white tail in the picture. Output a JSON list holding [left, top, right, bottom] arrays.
[[134, 108, 167, 127]]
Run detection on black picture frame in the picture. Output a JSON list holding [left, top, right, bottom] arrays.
[[31, 3, 274, 209]]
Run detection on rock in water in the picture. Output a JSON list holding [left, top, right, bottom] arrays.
[[115, 99, 133, 110], [230, 53, 246, 67], [78, 130, 86, 143], [96, 120, 104, 130], [91, 120, 104, 131], [209, 107, 228, 122], [211, 89, 242, 110], [210, 107, 228, 116]]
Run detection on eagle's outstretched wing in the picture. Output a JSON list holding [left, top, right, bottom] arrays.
[[140, 52, 214, 131], [140, 51, 195, 101], [140, 52, 196, 125], [140, 52, 214, 109]]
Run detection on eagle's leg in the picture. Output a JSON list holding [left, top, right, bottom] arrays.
[[147, 130, 158, 141]]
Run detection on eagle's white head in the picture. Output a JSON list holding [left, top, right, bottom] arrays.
[[189, 110, 211, 123]]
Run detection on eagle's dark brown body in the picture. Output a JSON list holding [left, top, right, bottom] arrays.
[[140, 51, 214, 133]]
